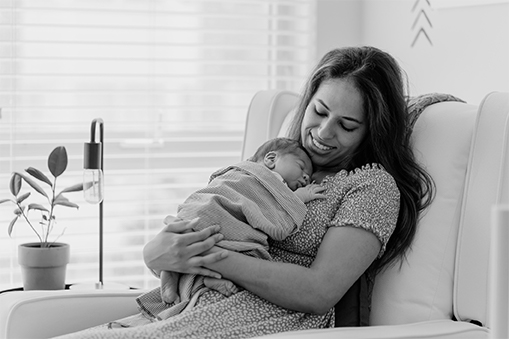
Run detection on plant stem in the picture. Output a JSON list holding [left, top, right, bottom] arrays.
[[15, 202, 43, 244], [46, 176, 58, 244]]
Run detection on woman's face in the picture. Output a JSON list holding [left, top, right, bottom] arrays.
[[300, 78, 367, 170]]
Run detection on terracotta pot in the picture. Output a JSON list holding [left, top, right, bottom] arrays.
[[18, 242, 70, 290]]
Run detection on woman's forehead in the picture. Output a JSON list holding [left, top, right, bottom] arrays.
[[314, 78, 365, 121]]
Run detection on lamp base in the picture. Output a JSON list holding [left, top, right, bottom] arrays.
[[69, 282, 130, 290]]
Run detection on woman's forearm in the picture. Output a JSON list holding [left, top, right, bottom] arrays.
[[206, 226, 381, 315], [206, 250, 327, 314]]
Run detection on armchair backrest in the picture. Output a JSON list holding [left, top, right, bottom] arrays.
[[242, 90, 300, 159], [243, 90, 509, 328], [454, 92, 509, 326]]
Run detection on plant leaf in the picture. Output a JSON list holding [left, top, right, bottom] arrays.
[[25, 167, 53, 186], [16, 192, 31, 204], [54, 194, 69, 203], [60, 183, 84, 193], [13, 207, 23, 216], [0, 198, 12, 205], [54, 194, 79, 209], [8, 216, 19, 237], [55, 200, 80, 209], [16, 172, 48, 199], [28, 203, 49, 213], [48, 146, 68, 178], [83, 181, 95, 190], [9, 173, 22, 196]]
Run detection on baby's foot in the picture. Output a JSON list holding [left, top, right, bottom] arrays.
[[160, 271, 180, 304], [203, 277, 239, 297]]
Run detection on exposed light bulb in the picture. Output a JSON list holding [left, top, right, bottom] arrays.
[[83, 168, 103, 204], [84, 140, 104, 204]]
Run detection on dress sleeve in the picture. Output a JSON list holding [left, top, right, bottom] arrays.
[[330, 168, 400, 258]]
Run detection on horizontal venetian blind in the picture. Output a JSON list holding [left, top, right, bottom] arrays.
[[0, 0, 316, 290]]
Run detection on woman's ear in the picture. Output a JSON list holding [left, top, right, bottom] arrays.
[[263, 151, 277, 169]]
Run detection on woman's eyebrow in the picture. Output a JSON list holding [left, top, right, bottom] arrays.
[[317, 98, 363, 124], [316, 98, 330, 111]]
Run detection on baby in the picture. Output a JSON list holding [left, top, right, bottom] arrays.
[[160, 137, 325, 304]]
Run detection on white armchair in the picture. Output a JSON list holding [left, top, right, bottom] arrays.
[[1, 90, 508, 339]]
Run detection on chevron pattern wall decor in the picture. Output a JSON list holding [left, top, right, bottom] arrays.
[[412, 0, 433, 47]]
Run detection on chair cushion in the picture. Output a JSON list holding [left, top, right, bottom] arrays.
[[370, 101, 478, 325]]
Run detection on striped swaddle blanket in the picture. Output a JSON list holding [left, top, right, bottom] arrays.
[[137, 161, 307, 321]]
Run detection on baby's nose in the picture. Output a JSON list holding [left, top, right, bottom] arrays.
[[303, 173, 310, 184]]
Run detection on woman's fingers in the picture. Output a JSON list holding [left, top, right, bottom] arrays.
[[180, 230, 222, 261], [191, 247, 229, 266], [162, 215, 192, 233], [187, 248, 229, 278], [163, 215, 178, 225], [186, 266, 222, 279], [163, 217, 220, 240]]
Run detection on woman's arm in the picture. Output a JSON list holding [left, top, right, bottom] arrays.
[[205, 225, 381, 315], [144, 216, 380, 314], [143, 217, 229, 278]]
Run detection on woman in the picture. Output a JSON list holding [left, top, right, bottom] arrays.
[[59, 46, 434, 338]]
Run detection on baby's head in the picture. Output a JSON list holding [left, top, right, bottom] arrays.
[[249, 138, 312, 191]]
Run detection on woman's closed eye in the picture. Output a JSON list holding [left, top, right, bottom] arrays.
[[340, 123, 356, 132], [314, 106, 357, 132], [314, 107, 326, 117]]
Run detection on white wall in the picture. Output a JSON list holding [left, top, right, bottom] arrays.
[[317, 0, 509, 105], [316, 0, 362, 60]]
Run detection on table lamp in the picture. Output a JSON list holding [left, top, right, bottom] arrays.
[[84, 118, 105, 288], [74, 118, 127, 290]]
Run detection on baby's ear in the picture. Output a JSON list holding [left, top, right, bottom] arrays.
[[263, 151, 277, 169]]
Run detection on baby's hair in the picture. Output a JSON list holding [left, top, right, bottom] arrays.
[[249, 137, 311, 164]]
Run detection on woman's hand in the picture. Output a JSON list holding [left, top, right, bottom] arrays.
[[143, 216, 228, 279]]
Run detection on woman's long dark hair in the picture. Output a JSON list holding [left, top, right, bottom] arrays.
[[288, 46, 435, 272]]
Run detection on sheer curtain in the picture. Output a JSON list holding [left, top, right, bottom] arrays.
[[0, 0, 316, 290]]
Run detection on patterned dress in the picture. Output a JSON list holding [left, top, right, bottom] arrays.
[[55, 164, 399, 339]]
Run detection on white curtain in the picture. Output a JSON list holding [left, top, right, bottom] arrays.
[[0, 0, 316, 290]]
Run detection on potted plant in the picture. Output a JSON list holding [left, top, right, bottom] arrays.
[[0, 146, 84, 290]]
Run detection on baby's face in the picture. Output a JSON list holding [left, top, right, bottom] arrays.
[[274, 151, 312, 191]]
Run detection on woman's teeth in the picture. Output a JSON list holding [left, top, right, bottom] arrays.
[[312, 137, 333, 151]]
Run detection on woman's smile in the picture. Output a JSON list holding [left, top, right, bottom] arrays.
[[311, 134, 335, 151]]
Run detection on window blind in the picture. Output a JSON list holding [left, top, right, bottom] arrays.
[[0, 0, 316, 290]]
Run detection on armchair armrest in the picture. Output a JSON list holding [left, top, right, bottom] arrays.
[[0, 289, 144, 339], [253, 320, 489, 339]]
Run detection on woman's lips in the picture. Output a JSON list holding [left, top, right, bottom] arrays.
[[311, 134, 334, 151]]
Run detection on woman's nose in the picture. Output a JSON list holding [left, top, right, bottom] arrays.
[[317, 120, 335, 139]]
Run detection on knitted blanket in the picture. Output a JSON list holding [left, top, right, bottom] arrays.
[[407, 92, 465, 130]]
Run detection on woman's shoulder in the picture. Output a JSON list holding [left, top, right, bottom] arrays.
[[333, 163, 395, 184], [325, 163, 399, 196]]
